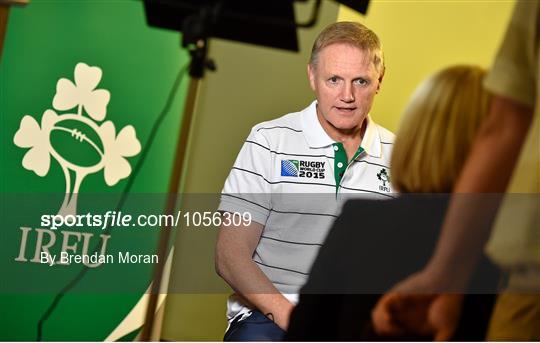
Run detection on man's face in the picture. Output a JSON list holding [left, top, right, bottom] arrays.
[[308, 43, 383, 135]]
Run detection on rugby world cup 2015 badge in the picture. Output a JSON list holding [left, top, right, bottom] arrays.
[[281, 159, 299, 177], [281, 159, 326, 179]]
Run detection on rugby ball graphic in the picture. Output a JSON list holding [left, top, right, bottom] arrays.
[[48, 114, 105, 173]]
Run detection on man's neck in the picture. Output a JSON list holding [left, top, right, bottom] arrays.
[[316, 108, 367, 161]]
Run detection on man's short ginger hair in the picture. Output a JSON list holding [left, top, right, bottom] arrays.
[[309, 21, 385, 76]]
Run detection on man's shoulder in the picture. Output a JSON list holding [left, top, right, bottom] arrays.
[[373, 122, 395, 145], [251, 108, 305, 134], [251, 103, 309, 136]]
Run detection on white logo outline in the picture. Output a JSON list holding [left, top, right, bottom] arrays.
[[13, 62, 141, 216]]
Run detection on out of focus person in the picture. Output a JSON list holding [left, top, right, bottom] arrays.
[[372, 1, 538, 341]]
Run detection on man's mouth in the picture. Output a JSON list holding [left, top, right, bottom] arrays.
[[335, 107, 357, 112]]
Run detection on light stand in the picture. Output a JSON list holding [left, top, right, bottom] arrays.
[[140, 4, 219, 341]]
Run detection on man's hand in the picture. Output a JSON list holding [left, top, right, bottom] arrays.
[[215, 217, 295, 331], [371, 271, 463, 341], [267, 301, 295, 331]]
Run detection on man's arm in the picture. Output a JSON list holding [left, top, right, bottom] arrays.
[[215, 217, 294, 331]]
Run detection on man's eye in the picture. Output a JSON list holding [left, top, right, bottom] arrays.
[[355, 79, 368, 86], [328, 77, 339, 84]]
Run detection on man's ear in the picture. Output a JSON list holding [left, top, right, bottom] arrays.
[[376, 69, 385, 92], [307, 64, 316, 91]]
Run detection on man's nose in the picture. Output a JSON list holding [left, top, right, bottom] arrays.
[[340, 84, 354, 102]]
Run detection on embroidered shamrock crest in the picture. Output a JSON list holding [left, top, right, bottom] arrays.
[[13, 62, 141, 216], [377, 168, 390, 186]]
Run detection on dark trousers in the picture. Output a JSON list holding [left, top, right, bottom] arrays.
[[224, 310, 286, 341]]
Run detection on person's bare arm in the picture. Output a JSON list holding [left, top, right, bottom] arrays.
[[424, 95, 533, 289], [215, 217, 294, 330]]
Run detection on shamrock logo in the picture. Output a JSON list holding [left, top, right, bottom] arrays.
[[377, 168, 390, 186], [13, 62, 141, 216]]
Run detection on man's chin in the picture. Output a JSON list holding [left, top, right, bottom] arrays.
[[331, 122, 360, 132]]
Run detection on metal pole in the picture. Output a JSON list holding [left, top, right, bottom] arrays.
[[140, 76, 200, 341]]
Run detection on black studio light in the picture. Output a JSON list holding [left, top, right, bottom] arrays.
[[144, 0, 370, 77]]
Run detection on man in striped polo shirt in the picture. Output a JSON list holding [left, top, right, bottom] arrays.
[[216, 21, 395, 341]]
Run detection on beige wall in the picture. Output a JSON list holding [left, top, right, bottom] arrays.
[[162, 1, 516, 340]]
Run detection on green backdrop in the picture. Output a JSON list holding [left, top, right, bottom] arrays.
[[1, 0, 189, 340]]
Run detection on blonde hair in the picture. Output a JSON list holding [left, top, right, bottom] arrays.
[[391, 65, 491, 193], [309, 21, 384, 76]]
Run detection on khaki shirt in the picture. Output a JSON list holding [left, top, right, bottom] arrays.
[[484, 1, 540, 274]]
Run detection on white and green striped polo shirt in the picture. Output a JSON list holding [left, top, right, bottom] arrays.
[[219, 100, 395, 321]]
